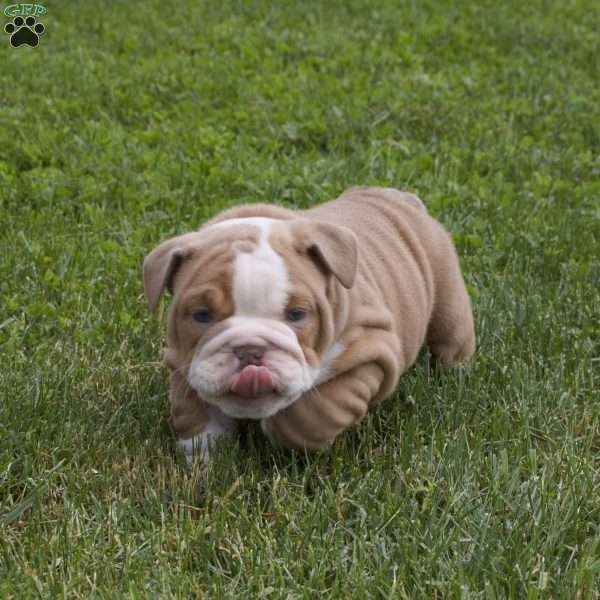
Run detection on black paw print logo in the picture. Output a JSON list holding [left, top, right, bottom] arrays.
[[4, 15, 45, 48]]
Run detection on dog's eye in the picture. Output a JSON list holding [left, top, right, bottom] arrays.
[[192, 309, 214, 324], [286, 308, 307, 322]]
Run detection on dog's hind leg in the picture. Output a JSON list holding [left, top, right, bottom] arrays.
[[426, 231, 476, 367]]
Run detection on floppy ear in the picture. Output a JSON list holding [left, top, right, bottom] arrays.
[[302, 221, 358, 289], [143, 232, 201, 311]]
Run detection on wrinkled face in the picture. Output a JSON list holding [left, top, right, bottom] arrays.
[[167, 218, 341, 419]]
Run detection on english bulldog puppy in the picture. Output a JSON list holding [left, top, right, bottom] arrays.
[[143, 187, 475, 463]]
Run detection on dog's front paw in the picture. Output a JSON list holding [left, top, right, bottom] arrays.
[[177, 409, 238, 466], [177, 433, 211, 466]]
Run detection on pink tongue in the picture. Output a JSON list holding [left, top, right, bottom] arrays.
[[230, 365, 274, 398]]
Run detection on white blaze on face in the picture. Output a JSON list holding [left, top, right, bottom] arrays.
[[230, 219, 289, 318], [208, 217, 289, 318]]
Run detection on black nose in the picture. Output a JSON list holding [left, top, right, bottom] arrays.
[[233, 345, 265, 366]]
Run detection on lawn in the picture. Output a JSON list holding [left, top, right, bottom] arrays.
[[1, 0, 599, 597]]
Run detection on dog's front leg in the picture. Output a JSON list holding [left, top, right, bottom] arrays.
[[261, 362, 385, 451], [167, 361, 237, 465]]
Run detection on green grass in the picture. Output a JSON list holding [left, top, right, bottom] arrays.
[[1, 0, 599, 597]]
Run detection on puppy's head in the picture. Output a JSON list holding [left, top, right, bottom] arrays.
[[144, 215, 357, 419]]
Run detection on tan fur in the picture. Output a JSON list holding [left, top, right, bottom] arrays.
[[144, 187, 475, 451]]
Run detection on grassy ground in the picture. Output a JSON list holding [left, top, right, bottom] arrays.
[[1, 0, 599, 597]]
